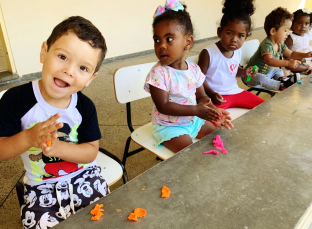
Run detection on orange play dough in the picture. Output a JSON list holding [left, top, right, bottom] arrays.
[[90, 204, 104, 221], [128, 208, 147, 222], [161, 186, 170, 198]]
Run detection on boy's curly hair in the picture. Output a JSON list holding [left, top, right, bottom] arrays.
[[46, 16, 107, 74], [264, 7, 293, 37], [152, 4, 193, 36], [292, 9, 312, 29]]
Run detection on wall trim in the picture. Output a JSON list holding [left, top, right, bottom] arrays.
[[0, 27, 264, 89]]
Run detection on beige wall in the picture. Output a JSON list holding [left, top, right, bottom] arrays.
[[305, 0, 312, 9], [0, 0, 303, 76]]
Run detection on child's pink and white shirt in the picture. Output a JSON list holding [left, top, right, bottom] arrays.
[[144, 61, 205, 126]]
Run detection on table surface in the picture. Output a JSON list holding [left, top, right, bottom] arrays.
[[55, 76, 312, 229]]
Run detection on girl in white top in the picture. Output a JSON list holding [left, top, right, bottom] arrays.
[[285, 8, 312, 74], [198, 0, 264, 109]]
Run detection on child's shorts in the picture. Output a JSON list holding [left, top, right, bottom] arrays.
[[152, 116, 205, 148], [21, 165, 109, 229]]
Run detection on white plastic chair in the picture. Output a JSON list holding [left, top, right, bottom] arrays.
[[240, 39, 279, 97], [186, 55, 198, 64], [114, 62, 180, 163]]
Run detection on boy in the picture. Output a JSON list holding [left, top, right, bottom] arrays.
[[0, 16, 109, 228], [244, 7, 312, 91]]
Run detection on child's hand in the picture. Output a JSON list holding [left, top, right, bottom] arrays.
[[304, 65, 312, 75], [211, 92, 226, 105], [26, 113, 63, 150], [288, 60, 301, 69], [196, 100, 220, 122], [305, 51, 312, 58], [246, 66, 258, 77], [214, 108, 234, 130]]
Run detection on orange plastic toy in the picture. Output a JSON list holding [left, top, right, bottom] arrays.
[[161, 186, 170, 198], [128, 208, 146, 222], [90, 204, 104, 221]]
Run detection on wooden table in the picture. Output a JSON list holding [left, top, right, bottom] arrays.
[[55, 76, 312, 229]]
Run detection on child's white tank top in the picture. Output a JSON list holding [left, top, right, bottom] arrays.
[[204, 44, 243, 95], [289, 32, 310, 53]]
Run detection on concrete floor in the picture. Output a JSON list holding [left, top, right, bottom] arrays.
[[0, 29, 273, 228]]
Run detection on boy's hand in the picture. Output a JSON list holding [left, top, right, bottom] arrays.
[[214, 108, 234, 130], [288, 60, 301, 69], [246, 66, 258, 77], [305, 51, 312, 58], [211, 92, 226, 105], [26, 113, 63, 150], [196, 100, 220, 122]]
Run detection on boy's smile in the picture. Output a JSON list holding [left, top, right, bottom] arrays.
[[153, 19, 192, 70], [39, 30, 101, 108]]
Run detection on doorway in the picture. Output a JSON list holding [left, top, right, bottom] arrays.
[[0, 4, 16, 81]]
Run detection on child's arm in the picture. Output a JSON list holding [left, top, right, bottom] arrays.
[[0, 113, 98, 164], [0, 113, 62, 161], [39, 114, 98, 164], [263, 53, 301, 69], [43, 139, 99, 164], [283, 49, 312, 60], [149, 85, 219, 121], [198, 49, 226, 105], [284, 36, 293, 50], [282, 49, 312, 60]]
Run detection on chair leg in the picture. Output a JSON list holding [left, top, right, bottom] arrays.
[[122, 136, 132, 167], [16, 181, 25, 207], [156, 157, 164, 161]]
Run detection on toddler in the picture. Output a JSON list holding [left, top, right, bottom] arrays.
[[245, 7, 312, 91], [285, 8, 312, 74], [144, 0, 233, 153], [198, 0, 264, 109], [0, 16, 109, 228]]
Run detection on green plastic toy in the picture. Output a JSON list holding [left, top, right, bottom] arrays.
[[246, 65, 257, 82]]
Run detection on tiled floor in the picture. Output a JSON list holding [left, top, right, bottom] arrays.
[[0, 29, 274, 228]]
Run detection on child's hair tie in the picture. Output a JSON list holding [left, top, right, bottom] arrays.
[[302, 8, 311, 15], [153, 0, 184, 19]]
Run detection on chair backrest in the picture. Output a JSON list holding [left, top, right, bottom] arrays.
[[0, 90, 6, 99], [240, 39, 259, 67], [114, 62, 156, 104], [186, 55, 198, 64]]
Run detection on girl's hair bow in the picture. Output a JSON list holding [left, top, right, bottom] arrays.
[[153, 0, 184, 19], [302, 8, 311, 14]]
